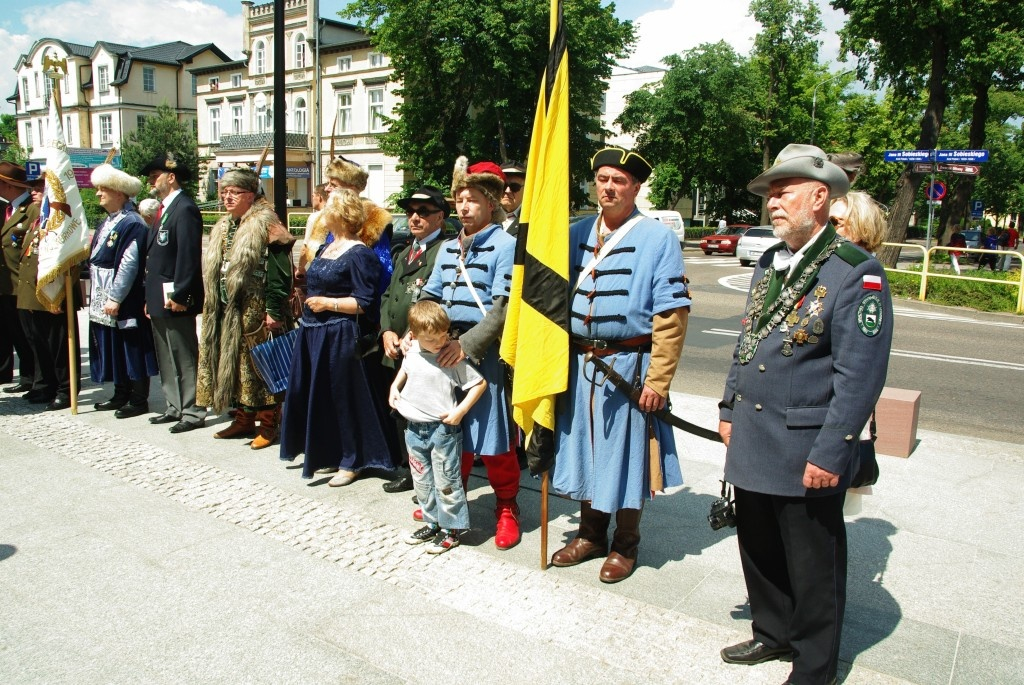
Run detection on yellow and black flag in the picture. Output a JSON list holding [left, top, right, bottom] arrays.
[[500, 0, 569, 468]]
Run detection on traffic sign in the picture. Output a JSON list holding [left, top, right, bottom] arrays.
[[936, 163, 980, 176], [970, 199, 984, 218], [884, 149, 934, 163], [936, 149, 989, 163], [926, 180, 947, 201], [913, 163, 935, 173]]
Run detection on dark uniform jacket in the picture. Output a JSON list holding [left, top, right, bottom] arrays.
[[1, 201, 39, 296], [144, 191, 204, 317], [378, 236, 444, 368], [720, 225, 893, 497]]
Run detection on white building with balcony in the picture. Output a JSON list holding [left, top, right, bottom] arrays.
[[10, 38, 231, 158]]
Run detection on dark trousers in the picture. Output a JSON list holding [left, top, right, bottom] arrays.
[[0, 294, 34, 384], [110, 378, 151, 405], [19, 308, 80, 400], [734, 486, 847, 685]]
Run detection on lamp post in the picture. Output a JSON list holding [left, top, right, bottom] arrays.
[[810, 69, 855, 146]]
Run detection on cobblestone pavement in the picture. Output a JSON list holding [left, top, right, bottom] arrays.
[[0, 400, 801, 685]]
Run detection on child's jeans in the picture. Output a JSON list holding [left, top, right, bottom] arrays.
[[406, 420, 470, 530]]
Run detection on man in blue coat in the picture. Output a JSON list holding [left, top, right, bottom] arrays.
[[550, 147, 690, 583], [718, 144, 893, 685]]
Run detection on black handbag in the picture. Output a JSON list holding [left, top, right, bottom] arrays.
[[851, 415, 880, 488]]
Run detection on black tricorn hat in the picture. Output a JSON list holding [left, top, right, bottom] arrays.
[[590, 147, 653, 183]]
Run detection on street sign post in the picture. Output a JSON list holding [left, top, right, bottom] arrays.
[[936, 149, 989, 163], [914, 162, 936, 174], [970, 200, 984, 219], [936, 163, 980, 176], [926, 181, 947, 200], [884, 149, 935, 163]]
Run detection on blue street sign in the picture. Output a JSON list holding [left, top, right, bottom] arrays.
[[936, 149, 989, 163], [884, 149, 935, 162], [926, 181, 947, 201], [970, 199, 984, 218]]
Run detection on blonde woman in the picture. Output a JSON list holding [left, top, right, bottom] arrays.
[[829, 191, 886, 253], [280, 189, 396, 486]]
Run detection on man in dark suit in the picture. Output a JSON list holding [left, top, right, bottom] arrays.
[[718, 144, 893, 685], [0, 162, 37, 393], [141, 153, 206, 433], [378, 186, 448, 493], [499, 161, 525, 236]]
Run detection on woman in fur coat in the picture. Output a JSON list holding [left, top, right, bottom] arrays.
[[196, 167, 294, 449]]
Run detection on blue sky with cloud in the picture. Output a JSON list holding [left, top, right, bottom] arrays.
[[0, 0, 847, 113]]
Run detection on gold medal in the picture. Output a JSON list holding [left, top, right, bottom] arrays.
[[815, 285, 827, 298], [786, 311, 800, 326], [800, 317, 810, 327], [793, 329, 809, 344]]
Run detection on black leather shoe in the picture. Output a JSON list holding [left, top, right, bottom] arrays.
[[95, 398, 129, 411], [4, 382, 33, 394], [169, 420, 204, 434], [45, 397, 71, 411], [720, 639, 794, 665], [149, 413, 179, 425], [382, 473, 414, 493], [114, 403, 149, 419], [26, 392, 54, 404]]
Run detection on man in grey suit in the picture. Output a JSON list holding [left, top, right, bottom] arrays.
[[718, 144, 893, 685], [141, 154, 207, 433]]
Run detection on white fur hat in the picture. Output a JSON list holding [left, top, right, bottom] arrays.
[[90, 163, 142, 198]]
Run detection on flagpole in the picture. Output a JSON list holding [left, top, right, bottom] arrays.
[[65, 274, 79, 414], [540, 472, 549, 569]]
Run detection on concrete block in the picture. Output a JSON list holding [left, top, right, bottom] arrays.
[[875, 387, 921, 458]]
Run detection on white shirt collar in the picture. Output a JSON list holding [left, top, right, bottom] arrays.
[[773, 225, 828, 276]]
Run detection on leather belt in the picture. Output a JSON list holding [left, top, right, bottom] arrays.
[[571, 334, 652, 357]]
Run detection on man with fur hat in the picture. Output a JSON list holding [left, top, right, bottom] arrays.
[[15, 174, 82, 411], [196, 167, 294, 449], [418, 157, 520, 549], [0, 162, 37, 394], [549, 146, 690, 583], [379, 185, 450, 493], [141, 153, 206, 433], [718, 144, 892, 685], [87, 164, 158, 417]]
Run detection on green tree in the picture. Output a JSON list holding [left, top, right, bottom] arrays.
[[616, 41, 761, 220], [749, 0, 823, 223], [120, 103, 199, 197], [341, 0, 633, 208], [0, 114, 28, 164], [833, 0, 1024, 265]]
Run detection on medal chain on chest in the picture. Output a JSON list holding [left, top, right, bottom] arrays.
[[737, 235, 842, 364]]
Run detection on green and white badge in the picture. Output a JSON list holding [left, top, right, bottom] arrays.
[[857, 293, 883, 337]]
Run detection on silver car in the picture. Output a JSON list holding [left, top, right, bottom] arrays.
[[736, 225, 782, 267]]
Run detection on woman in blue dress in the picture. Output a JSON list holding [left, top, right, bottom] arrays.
[[280, 189, 396, 485], [87, 164, 158, 417]]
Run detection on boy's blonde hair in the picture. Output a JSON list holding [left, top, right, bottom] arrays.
[[407, 300, 450, 337]]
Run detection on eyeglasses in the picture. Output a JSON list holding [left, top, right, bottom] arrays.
[[405, 206, 440, 217], [505, 183, 524, 193], [220, 190, 253, 200]]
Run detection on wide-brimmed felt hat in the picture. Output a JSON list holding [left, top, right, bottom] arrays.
[[747, 144, 850, 199], [590, 147, 653, 183], [141, 152, 190, 182], [0, 161, 29, 188], [90, 163, 142, 197], [396, 186, 448, 215]]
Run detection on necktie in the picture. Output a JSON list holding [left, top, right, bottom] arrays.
[[408, 241, 423, 264], [154, 203, 163, 228]]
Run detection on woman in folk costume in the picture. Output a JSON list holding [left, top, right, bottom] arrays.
[[87, 164, 159, 416], [196, 167, 294, 449], [280, 189, 396, 485], [418, 157, 520, 549]]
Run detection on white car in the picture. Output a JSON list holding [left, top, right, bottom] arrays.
[[645, 210, 685, 243], [735, 225, 782, 266]]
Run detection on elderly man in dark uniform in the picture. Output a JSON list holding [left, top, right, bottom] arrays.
[[718, 144, 893, 685], [379, 185, 450, 493], [141, 153, 207, 433], [0, 162, 37, 394]]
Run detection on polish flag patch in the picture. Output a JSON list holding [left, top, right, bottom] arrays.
[[862, 275, 883, 291]]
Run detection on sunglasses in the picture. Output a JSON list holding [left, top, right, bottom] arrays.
[[405, 206, 440, 217], [829, 215, 845, 227], [505, 183, 523, 193]]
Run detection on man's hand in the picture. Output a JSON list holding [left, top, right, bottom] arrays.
[[803, 462, 840, 489], [265, 313, 283, 331], [638, 385, 666, 412], [436, 339, 466, 367], [166, 298, 186, 312], [399, 331, 414, 355], [718, 420, 732, 447], [382, 330, 402, 359]]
